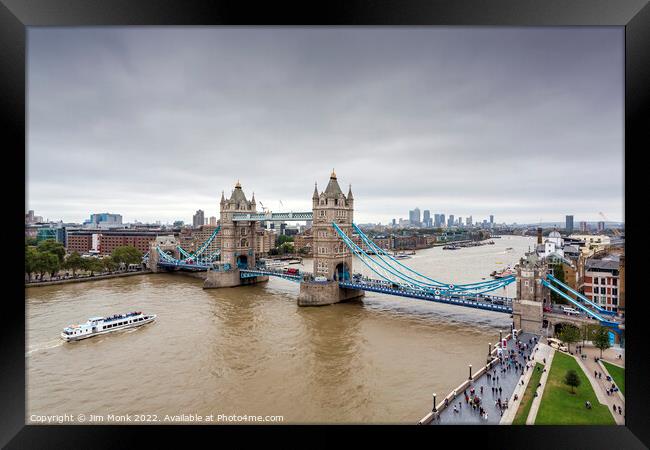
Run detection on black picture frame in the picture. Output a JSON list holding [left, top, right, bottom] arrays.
[[3, 0, 648, 447]]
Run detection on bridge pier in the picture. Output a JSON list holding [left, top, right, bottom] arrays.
[[297, 280, 364, 306], [203, 268, 268, 289]]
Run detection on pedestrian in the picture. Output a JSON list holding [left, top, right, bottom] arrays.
[[612, 404, 616, 412], [499, 386, 502, 395], [492, 386, 495, 394], [480, 386, 483, 394], [618, 406, 622, 415], [459, 401, 462, 409], [454, 406, 458, 413]]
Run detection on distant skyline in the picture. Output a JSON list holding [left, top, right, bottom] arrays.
[[28, 27, 624, 224]]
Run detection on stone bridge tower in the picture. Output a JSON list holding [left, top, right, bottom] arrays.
[[298, 170, 364, 306], [219, 181, 258, 270], [148, 235, 181, 273], [512, 254, 549, 334], [311, 170, 354, 281], [204, 181, 268, 289]]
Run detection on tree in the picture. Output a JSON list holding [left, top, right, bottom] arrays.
[[64, 252, 84, 277], [277, 235, 294, 246], [593, 326, 612, 358], [111, 246, 143, 266], [102, 256, 118, 273], [550, 263, 567, 304], [33, 252, 58, 280], [563, 369, 581, 394], [47, 253, 62, 278], [82, 257, 103, 276], [557, 324, 581, 353], [25, 246, 39, 281], [37, 240, 66, 264], [279, 242, 294, 254], [25, 237, 38, 247]]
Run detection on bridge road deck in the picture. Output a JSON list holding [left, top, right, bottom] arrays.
[[430, 332, 536, 425]]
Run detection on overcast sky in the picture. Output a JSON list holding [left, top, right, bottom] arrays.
[[27, 27, 624, 225]]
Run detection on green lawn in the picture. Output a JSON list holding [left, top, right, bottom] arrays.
[[535, 352, 615, 425], [602, 361, 625, 397], [512, 362, 544, 425]]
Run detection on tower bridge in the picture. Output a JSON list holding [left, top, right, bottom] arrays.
[[144, 171, 624, 339]]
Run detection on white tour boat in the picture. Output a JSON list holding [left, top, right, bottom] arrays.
[[60, 311, 156, 342]]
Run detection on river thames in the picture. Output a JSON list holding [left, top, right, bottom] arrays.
[[26, 235, 534, 424]]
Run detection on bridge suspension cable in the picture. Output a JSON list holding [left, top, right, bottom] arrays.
[[333, 223, 429, 292], [545, 274, 616, 316], [333, 223, 513, 295], [175, 226, 221, 261], [352, 223, 514, 290]]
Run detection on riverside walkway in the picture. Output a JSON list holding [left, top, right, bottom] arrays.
[[430, 332, 537, 425]]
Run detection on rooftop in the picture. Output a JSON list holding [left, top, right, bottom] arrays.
[[586, 256, 620, 271]]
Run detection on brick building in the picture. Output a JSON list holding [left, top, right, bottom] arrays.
[[255, 228, 275, 256], [581, 253, 623, 314], [66, 233, 93, 254], [294, 227, 313, 256], [66, 230, 162, 255]]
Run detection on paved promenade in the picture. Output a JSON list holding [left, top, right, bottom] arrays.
[[499, 341, 554, 424], [430, 332, 537, 425]]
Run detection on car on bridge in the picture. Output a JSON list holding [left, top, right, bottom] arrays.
[[562, 306, 581, 316]]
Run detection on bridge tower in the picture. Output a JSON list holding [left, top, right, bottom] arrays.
[[219, 181, 258, 269], [298, 170, 364, 306], [148, 235, 181, 272], [204, 181, 268, 288], [512, 254, 549, 334]]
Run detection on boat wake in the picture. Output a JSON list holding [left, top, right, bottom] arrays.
[[26, 339, 63, 356]]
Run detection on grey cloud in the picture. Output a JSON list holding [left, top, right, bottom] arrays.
[[27, 27, 623, 224]]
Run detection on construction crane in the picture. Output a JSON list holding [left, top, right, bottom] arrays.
[[599, 212, 621, 237]]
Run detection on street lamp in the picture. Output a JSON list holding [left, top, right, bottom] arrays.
[[468, 364, 473, 380], [432, 393, 437, 412], [499, 330, 503, 345]]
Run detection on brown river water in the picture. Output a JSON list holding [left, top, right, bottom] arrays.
[[26, 235, 534, 424]]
